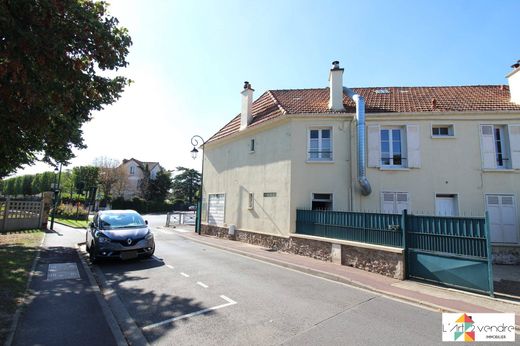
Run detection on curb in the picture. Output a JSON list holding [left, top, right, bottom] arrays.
[[4, 232, 46, 346], [75, 246, 128, 346], [172, 230, 520, 330]]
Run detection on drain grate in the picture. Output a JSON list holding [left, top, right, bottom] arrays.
[[47, 262, 80, 281]]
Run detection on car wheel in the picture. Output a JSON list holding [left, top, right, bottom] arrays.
[[89, 244, 98, 264]]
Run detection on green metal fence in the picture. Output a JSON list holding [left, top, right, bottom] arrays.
[[295, 209, 403, 247]]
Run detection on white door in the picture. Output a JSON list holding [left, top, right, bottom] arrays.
[[381, 192, 409, 214], [436, 196, 457, 216], [486, 195, 518, 243], [208, 194, 225, 225]]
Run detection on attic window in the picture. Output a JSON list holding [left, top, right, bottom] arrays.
[[374, 89, 390, 94], [399, 90, 410, 93]]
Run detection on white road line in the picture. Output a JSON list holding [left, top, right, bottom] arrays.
[[196, 281, 208, 288], [166, 264, 174, 270], [180, 272, 190, 277], [142, 295, 237, 331]]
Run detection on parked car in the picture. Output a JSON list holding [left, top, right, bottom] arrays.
[[86, 210, 155, 263]]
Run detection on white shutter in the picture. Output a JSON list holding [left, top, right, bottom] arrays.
[[367, 125, 381, 168], [480, 125, 496, 169], [508, 124, 520, 169], [381, 192, 396, 214], [208, 194, 225, 225], [406, 125, 421, 168], [395, 192, 410, 214], [500, 196, 518, 243]]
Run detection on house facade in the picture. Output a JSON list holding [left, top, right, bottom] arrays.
[[116, 158, 163, 200], [201, 62, 520, 264]]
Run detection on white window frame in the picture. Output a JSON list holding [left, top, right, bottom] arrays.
[[434, 193, 459, 216], [311, 193, 334, 210], [431, 124, 455, 138], [380, 127, 406, 168], [207, 193, 226, 226], [129, 166, 135, 175], [249, 138, 255, 153], [307, 127, 333, 162], [380, 191, 410, 214], [485, 193, 519, 244]]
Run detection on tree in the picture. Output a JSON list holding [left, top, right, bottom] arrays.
[[0, 1, 132, 178], [148, 170, 173, 202], [171, 167, 201, 207], [72, 166, 99, 196], [137, 163, 151, 200], [93, 156, 123, 200], [22, 174, 33, 195]]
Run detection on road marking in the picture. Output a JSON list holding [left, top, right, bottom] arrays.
[[166, 264, 174, 270], [175, 229, 192, 233], [196, 281, 208, 288], [180, 272, 190, 277], [142, 295, 237, 331]]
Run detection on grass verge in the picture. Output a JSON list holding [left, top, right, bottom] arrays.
[[54, 218, 88, 228], [0, 229, 44, 342]]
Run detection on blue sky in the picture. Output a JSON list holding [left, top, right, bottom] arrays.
[[16, 0, 520, 176]]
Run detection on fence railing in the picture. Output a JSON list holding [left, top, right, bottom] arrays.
[[296, 209, 403, 247], [1, 198, 44, 231]]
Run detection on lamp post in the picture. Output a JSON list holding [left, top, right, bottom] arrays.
[[190, 135, 205, 235], [50, 162, 62, 231]]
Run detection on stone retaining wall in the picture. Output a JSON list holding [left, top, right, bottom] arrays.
[[492, 246, 520, 265], [201, 224, 403, 278]]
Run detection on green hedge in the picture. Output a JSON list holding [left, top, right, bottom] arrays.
[[111, 197, 173, 214], [54, 203, 89, 220]]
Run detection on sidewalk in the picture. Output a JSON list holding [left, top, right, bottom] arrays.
[[167, 226, 520, 328], [9, 224, 124, 346]]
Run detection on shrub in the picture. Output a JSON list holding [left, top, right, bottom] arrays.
[[111, 197, 173, 214], [54, 203, 89, 220]]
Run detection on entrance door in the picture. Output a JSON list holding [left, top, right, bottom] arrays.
[[435, 195, 457, 216], [208, 194, 225, 225], [486, 195, 518, 243]]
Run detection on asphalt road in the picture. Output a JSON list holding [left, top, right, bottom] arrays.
[[93, 219, 449, 346]]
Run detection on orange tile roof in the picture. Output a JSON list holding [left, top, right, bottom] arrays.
[[207, 85, 520, 143]]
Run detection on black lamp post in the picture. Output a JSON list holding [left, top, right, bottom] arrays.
[[190, 135, 205, 235], [49, 162, 62, 231]]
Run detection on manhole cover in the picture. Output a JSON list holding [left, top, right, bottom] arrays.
[[47, 262, 80, 281]]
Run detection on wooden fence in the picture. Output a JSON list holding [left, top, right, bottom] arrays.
[[0, 198, 44, 231]]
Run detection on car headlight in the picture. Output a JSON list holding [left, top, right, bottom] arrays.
[[145, 231, 154, 240], [95, 231, 111, 243]]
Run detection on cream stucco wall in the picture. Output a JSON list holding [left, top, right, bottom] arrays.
[[203, 120, 292, 236]]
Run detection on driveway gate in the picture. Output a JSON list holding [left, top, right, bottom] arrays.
[[405, 212, 494, 296]]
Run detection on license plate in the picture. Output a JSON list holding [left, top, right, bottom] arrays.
[[121, 251, 138, 260]]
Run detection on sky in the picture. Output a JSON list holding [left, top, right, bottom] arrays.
[[13, 0, 520, 177]]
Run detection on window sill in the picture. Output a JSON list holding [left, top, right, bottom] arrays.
[[306, 160, 335, 164], [482, 169, 519, 173], [431, 135, 456, 139], [249, 151, 255, 154], [379, 167, 410, 171]]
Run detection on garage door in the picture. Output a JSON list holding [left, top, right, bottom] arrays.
[[208, 194, 225, 225], [486, 194, 518, 243]]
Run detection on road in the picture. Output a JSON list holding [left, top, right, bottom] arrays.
[[93, 214, 445, 345]]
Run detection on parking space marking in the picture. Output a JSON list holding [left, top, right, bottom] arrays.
[[166, 264, 174, 269], [180, 272, 190, 277], [141, 295, 237, 331], [196, 281, 208, 288]]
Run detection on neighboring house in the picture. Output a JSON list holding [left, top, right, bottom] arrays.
[[116, 158, 163, 200], [202, 61, 520, 264]]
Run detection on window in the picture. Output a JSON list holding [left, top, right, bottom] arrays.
[[432, 125, 454, 137], [312, 193, 333, 210], [480, 125, 520, 169], [129, 166, 135, 175], [248, 193, 254, 209], [249, 139, 255, 152], [381, 192, 409, 214], [381, 128, 404, 167], [308, 128, 332, 161], [435, 194, 458, 216]]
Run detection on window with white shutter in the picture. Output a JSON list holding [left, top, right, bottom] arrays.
[[486, 194, 518, 243], [480, 124, 517, 169], [381, 192, 410, 214], [508, 124, 520, 169], [367, 125, 381, 167], [406, 125, 421, 168]]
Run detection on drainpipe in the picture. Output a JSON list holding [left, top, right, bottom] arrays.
[[344, 87, 372, 196]]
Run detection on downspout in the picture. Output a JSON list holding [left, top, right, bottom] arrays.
[[343, 87, 372, 196]]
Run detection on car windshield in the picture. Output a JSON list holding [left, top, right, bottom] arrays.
[[99, 212, 146, 230]]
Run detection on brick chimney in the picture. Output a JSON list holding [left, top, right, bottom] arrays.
[[240, 81, 254, 130], [328, 61, 345, 111], [507, 60, 520, 105]]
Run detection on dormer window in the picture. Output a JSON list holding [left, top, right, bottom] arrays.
[[130, 166, 135, 175]]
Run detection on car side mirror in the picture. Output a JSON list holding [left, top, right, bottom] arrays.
[[145, 220, 148, 225]]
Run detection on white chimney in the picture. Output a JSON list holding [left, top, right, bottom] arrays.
[[506, 60, 520, 105], [328, 61, 345, 111], [240, 81, 254, 130]]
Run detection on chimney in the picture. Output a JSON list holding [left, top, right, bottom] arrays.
[[506, 60, 520, 105], [328, 61, 345, 111], [240, 81, 254, 130]]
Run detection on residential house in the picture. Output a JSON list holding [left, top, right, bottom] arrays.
[[116, 158, 163, 200], [201, 61, 520, 265]]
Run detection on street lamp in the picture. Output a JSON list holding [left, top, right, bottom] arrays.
[[190, 135, 205, 235], [50, 162, 62, 231]]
